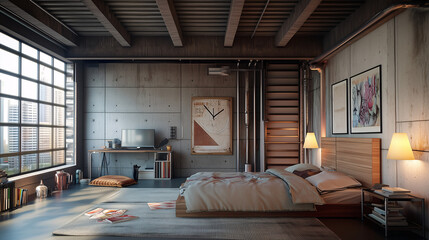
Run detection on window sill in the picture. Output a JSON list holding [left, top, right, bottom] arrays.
[[8, 164, 76, 181]]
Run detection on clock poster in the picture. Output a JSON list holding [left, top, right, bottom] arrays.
[[191, 97, 233, 154]]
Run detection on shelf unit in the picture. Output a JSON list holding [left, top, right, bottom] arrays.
[[361, 188, 425, 237], [264, 63, 300, 170], [154, 152, 172, 180], [88, 149, 172, 180], [0, 181, 14, 213], [0, 181, 28, 214]]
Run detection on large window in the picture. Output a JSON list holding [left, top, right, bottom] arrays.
[[0, 32, 75, 176]]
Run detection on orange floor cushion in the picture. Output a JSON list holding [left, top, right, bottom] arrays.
[[89, 175, 137, 187]]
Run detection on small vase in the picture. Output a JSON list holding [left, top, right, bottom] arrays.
[[36, 180, 48, 198]]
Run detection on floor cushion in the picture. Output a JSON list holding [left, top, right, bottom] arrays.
[[89, 175, 136, 187]]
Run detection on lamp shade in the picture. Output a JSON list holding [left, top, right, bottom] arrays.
[[387, 133, 415, 160], [303, 132, 319, 149]]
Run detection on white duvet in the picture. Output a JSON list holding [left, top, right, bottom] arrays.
[[181, 169, 324, 212]]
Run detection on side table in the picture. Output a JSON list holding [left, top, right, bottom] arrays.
[[361, 188, 425, 237]]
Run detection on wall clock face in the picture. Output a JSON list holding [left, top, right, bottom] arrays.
[[191, 97, 232, 154]]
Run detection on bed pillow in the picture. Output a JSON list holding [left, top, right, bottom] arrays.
[[90, 175, 136, 187], [285, 163, 320, 173], [305, 171, 361, 193], [293, 169, 321, 179]]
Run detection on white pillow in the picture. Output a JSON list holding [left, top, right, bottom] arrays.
[[285, 163, 320, 173], [305, 171, 361, 193]]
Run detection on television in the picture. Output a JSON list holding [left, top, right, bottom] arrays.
[[121, 129, 155, 149]]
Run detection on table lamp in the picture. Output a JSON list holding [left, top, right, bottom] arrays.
[[387, 133, 414, 187], [303, 132, 319, 149], [303, 132, 318, 163]]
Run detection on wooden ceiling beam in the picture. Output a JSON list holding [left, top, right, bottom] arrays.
[[275, 0, 322, 47], [224, 0, 245, 47], [0, 0, 79, 47], [156, 0, 183, 47], [82, 0, 131, 47]]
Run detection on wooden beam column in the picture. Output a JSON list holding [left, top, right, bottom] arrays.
[[156, 0, 183, 47], [82, 0, 131, 47], [275, 0, 321, 47], [224, 0, 245, 47]]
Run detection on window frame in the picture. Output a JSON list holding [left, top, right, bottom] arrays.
[[0, 31, 75, 176]]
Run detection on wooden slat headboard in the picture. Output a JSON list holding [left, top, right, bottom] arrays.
[[321, 137, 381, 188]]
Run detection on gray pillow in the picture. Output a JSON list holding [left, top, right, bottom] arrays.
[[306, 171, 361, 193], [285, 163, 320, 173]]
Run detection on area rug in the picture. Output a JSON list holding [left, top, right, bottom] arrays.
[[53, 188, 339, 240]]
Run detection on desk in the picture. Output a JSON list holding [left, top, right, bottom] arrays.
[[88, 149, 172, 180]]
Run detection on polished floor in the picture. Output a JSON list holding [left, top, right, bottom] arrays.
[[0, 179, 423, 240]]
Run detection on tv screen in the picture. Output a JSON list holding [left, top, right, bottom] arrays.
[[121, 129, 155, 149]]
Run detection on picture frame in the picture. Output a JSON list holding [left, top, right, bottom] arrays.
[[350, 65, 382, 134], [331, 79, 348, 134], [191, 97, 233, 154]]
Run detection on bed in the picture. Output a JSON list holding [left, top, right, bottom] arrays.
[[176, 137, 381, 218]]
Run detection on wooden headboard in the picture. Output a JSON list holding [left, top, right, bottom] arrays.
[[321, 137, 381, 188]]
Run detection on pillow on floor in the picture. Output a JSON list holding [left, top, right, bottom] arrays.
[[89, 175, 136, 187]]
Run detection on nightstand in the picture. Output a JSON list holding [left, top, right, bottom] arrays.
[[361, 188, 425, 237]]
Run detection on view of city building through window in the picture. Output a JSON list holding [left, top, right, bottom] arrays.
[[0, 32, 75, 176]]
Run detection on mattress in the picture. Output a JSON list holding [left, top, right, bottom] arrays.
[[321, 188, 362, 204]]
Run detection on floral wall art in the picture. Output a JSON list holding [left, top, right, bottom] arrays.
[[350, 65, 382, 133]]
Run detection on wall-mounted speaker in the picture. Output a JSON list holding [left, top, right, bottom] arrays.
[[170, 126, 177, 139]]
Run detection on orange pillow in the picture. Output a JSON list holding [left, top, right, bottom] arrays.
[[89, 175, 136, 187]]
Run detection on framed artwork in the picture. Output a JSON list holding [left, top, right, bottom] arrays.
[[350, 65, 382, 134], [331, 79, 348, 134], [191, 97, 233, 154]]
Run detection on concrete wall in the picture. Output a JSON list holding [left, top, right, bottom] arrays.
[[320, 9, 429, 236], [307, 70, 321, 166], [83, 62, 243, 178]]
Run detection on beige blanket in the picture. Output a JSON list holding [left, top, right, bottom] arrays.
[[181, 170, 324, 213]]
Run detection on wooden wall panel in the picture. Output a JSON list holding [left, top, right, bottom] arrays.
[[264, 63, 301, 170], [321, 137, 381, 188]]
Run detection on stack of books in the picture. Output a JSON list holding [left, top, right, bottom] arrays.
[[374, 187, 411, 198], [0, 170, 7, 184], [368, 204, 408, 226]]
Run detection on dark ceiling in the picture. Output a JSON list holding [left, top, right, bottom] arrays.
[[6, 0, 364, 46], [30, 0, 363, 37]]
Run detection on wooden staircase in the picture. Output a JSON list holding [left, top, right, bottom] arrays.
[[264, 63, 300, 170]]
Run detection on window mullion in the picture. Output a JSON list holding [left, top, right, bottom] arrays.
[[18, 41, 22, 175], [37, 49, 40, 170]]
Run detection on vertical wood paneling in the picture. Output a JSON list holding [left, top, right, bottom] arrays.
[[264, 63, 300, 170]]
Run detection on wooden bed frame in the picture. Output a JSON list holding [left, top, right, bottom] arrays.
[[176, 137, 381, 218]]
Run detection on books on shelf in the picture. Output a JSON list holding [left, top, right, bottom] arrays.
[[374, 190, 410, 198], [373, 206, 403, 216], [155, 153, 171, 178], [381, 187, 410, 194], [368, 213, 408, 227], [1, 183, 28, 212], [372, 209, 405, 221]]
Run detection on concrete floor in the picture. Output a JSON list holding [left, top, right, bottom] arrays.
[[0, 178, 423, 240]]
